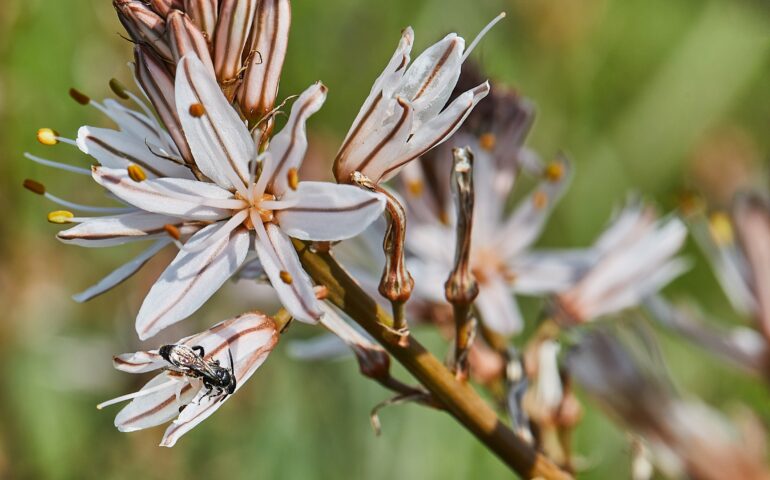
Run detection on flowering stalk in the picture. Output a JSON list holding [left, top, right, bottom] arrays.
[[292, 238, 572, 479], [351, 172, 413, 333], [444, 147, 479, 378]]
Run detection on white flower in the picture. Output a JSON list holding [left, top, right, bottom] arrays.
[[97, 312, 278, 447], [406, 151, 579, 336], [50, 54, 385, 339], [555, 201, 688, 324], [332, 16, 506, 184]]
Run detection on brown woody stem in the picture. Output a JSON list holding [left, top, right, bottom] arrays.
[[293, 239, 572, 479]]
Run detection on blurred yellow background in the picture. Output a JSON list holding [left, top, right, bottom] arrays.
[[0, 0, 768, 478]]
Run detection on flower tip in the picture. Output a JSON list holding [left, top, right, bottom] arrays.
[[68, 87, 91, 105], [109, 78, 130, 99], [47, 210, 74, 224], [23, 178, 45, 195], [37, 128, 59, 146]]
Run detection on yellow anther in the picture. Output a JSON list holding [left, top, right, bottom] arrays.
[[23, 179, 45, 195], [407, 179, 424, 197], [69, 88, 90, 105], [163, 224, 181, 241], [257, 193, 276, 223], [127, 164, 147, 182], [533, 190, 549, 210], [544, 161, 564, 182], [47, 210, 74, 224], [287, 167, 299, 191], [189, 103, 205, 117], [709, 211, 734, 246], [279, 270, 293, 284], [37, 128, 59, 146], [479, 132, 496, 151], [439, 210, 450, 226], [109, 78, 130, 99]]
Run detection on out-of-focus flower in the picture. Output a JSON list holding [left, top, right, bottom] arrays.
[[567, 328, 770, 480], [406, 153, 577, 336], [689, 192, 770, 340], [35, 55, 384, 339], [554, 201, 688, 324], [332, 15, 509, 184], [97, 312, 278, 446]]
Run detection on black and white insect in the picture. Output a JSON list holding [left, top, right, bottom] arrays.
[[159, 344, 237, 401]]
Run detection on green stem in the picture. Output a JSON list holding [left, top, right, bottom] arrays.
[[293, 240, 572, 480]]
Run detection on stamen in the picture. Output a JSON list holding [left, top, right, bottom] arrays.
[[69, 88, 91, 105], [189, 103, 205, 117], [43, 191, 132, 213], [258, 197, 299, 212], [47, 210, 75, 224], [164, 224, 181, 241], [127, 164, 148, 182], [279, 270, 293, 284], [24, 153, 91, 175], [287, 168, 299, 191], [96, 378, 181, 410], [23, 179, 45, 195], [462, 12, 506, 62], [37, 128, 59, 146], [533, 191, 548, 210], [709, 212, 734, 246], [544, 161, 564, 182], [109, 78, 130, 99], [479, 132, 496, 151], [406, 180, 423, 197], [183, 211, 248, 253], [253, 152, 274, 198]]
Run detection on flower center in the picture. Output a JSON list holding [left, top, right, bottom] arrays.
[[238, 192, 277, 229]]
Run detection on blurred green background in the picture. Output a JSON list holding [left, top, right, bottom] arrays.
[[1, 0, 769, 478]]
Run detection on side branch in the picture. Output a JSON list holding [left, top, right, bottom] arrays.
[[293, 239, 572, 480]]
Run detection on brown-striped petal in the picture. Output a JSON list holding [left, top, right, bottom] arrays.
[[114, 0, 173, 60], [166, 10, 216, 76], [237, 0, 291, 122], [213, 0, 258, 86], [135, 45, 194, 165], [184, 0, 219, 41]]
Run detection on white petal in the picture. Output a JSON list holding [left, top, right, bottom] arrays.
[[381, 82, 490, 182], [98, 98, 178, 154], [510, 249, 592, 295], [495, 156, 573, 259], [160, 312, 278, 446], [115, 373, 198, 432], [136, 223, 250, 340], [73, 239, 171, 302], [276, 182, 385, 241], [336, 27, 414, 166], [92, 166, 237, 221], [78, 126, 192, 179], [264, 82, 327, 195], [57, 211, 181, 247], [176, 54, 254, 190], [255, 223, 321, 323], [113, 350, 166, 374], [475, 273, 523, 336], [396, 33, 464, 126]]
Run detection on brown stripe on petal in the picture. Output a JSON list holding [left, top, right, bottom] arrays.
[[380, 90, 480, 179], [264, 227, 321, 320], [123, 382, 194, 426], [334, 92, 383, 179], [86, 135, 164, 177], [113, 353, 162, 368], [282, 197, 381, 215], [355, 97, 412, 174], [182, 59, 249, 185], [269, 87, 326, 188], [412, 38, 460, 102], [139, 227, 241, 337]]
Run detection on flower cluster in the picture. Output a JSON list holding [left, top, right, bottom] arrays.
[[25, 1, 770, 477]]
